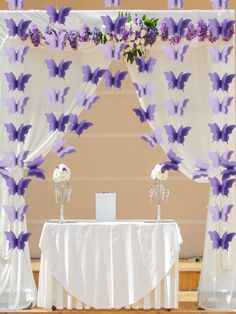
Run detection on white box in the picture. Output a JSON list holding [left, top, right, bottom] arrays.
[[96, 193, 116, 221]]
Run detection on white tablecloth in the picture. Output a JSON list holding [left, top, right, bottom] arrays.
[[37, 220, 182, 309]]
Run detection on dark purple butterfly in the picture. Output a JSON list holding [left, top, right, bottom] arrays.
[[134, 57, 157, 73], [3, 204, 28, 222], [209, 176, 235, 197], [221, 159, 236, 180], [164, 71, 191, 90], [167, 0, 184, 8], [163, 45, 189, 62], [4, 96, 29, 115], [161, 149, 182, 172], [208, 204, 233, 222], [208, 97, 233, 115], [26, 155, 45, 180], [133, 82, 154, 98], [45, 87, 70, 105], [208, 19, 235, 41], [45, 59, 72, 79], [0, 151, 29, 168], [4, 231, 31, 250], [52, 136, 76, 158], [82, 65, 106, 85], [210, 0, 229, 9], [132, 104, 156, 123], [46, 6, 72, 25], [208, 123, 235, 143], [68, 114, 93, 136], [8, 0, 25, 9], [4, 19, 31, 39], [141, 128, 163, 148], [5, 46, 29, 63], [208, 46, 233, 64], [208, 150, 234, 168], [192, 159, 209, 180], [103, 70, 128, 89], [208, 72, 235, 92], [44, 31, 68, 50], [45, 113, 69, 132], [4, 72, 31, 92], [101, 15, 127, 34], [165, 125, 191, 144], [2, 175, 32, 196], [208, 231, 236, 251], [163, 17, 191, 36], [76, 90, 100, 110], [100, 42, 124, 60], [164, 99, 189, 116], [104, 0, 121, 7], [5, 123, 31, 143]]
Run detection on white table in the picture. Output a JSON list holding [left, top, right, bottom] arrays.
[[37, 220, 182, 310]]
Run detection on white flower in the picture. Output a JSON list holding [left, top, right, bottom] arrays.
[[125, 22, 131, 30], [53, 164, 71, 183], [132, 24, 141, 32], [141, 29, 147, 37], [151, 164, 168, 181], [117, 34, 122, 40], [130, 33, 136, 41], [141, 38, 146, 45]]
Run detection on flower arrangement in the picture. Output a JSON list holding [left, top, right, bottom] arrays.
[[151, 164, 168, 181], [53, 164, 71, 183]]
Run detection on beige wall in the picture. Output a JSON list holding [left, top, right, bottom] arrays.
[[1, 0, 235, 258]]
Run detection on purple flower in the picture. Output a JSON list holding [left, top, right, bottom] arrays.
[[196, 20, 208, 41], [92, 27, 102, 45], [68, 29, 78, 49], [133, 15, 143, 27], [170, 34, 181, 45], [160, 22, 168, 41], [145, 27, 158, 45], [29, 24, 41, 47], [185, 23, 196, 41], [79, 25, 90, 42], [120, 29, 130, 41]]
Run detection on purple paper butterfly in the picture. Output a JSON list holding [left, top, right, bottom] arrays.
[[104, 0, 121, 7], [208, 19, 235, 41], [208, 204, 233, 222], [208, 72, 235, 92], [0, 151, 29, 168], [161, 149, 182, 172], [45, 87, 70, 105], [103, 70, 128, 89], [5, 72, 31, 92], [208, 150, 234, 168], [45, 59, 72, 79], [164, 71, 191, 90], [100, 42, 124, 60], [164, 99, 189, 116], [4, 46, 29, 63], [208, 46, 233, 64], [76, 90, 100, 110], [221, 159, 236, 180], [46, 6, 72, 25], [163, 45, 189, 62], [192, 159, 209, 180], [208, 97, 233, 114], [44, 31, 68, 50], [167, 0, 184, 8], [210, 0, 229, 9], [26, 155, 45, 180], [209, 176, 235, 197], [3, 204, 28, 222], [82, 65, 106, 85], [133, 82, 154, 98], [2, 175, 31, 196], [132, 104, 156, 123], [208, 231, 236, 251], [101, 15, 127, 34], [45, 113, 69, 132], [8, 0, 25, 9], [52, 136, 76, 158], [68, 114, 93, 136], [141, 128, 163, 148], [208, 123, 235, 143], [4, 19, 31, 39], [165, 125, 191, 144], [163, 17, 191, 36], [134, 57, 157, 73], [4, 96, 29, 115], [5, 123, 31, 143], [4, 231, 31, 250]]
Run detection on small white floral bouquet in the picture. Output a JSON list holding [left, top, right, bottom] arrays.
[[151, 163, 168, 181], [53, 164, 71, 183]]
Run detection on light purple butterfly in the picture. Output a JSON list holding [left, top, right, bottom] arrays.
[[208, 46, 233, 64], [208, 72, 235, 92], [100, 42, 124, 60], [164, 99, 189, 116], [0, 151, 29, 168], [1, 175, 32, 196], [208, 97, 233, 114], [208, 150, 234, 168], [4, 96, 29, 115], [192, 159, 209, 180], [163, 45, 189, 62], [161, 149, 182, 172], [167, 0, 184, 8], [209, 231, 236, 251], [165, 125, 191, 144], [208, 123, 235, 143], [45, 113, 69, 132], [132, 104, 156, 123], [82, 65, 106, 85], [68, 114, 93, 136], [8, 0, 25, 9], [141, 128, 163, 148], [44, 31, 68, 50], [133, 82, 154, 98], [5, 123, 32, 143], [52, 136, 76, 158], [104, 0, 121, 7], [101, 15, 127, 34], [210, 0, 229, 9], [208, 204, 233, 222], [45, 59, 72, 79], [134, 57, 157, 73], [4, 46, 29, 63], [76, 90, 100, 110], [221, 158, 236, 180], [163, 17, 191, 36], [103, 70, 128, 89], [4, 231, 31, 250], [5, 72, 31, 92], [164, 71, 191, 90], [46, 6, 72, 25], [209, 176, 235, 197], [4, 19, 31, 38], [208, 19, 235, 41], [26, 156, 45, 180], [3, 204, 28, 222], [45, 87, 70, 105]]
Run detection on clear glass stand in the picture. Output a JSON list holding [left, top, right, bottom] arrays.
[[149, 179, 169, 222], [54, 181, 72, 223]]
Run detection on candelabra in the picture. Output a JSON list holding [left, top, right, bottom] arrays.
[[149, 179, 169, 221], [54, 181, 72, 223]]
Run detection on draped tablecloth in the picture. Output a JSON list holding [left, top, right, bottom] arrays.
[[37, 220, 182, 309]]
